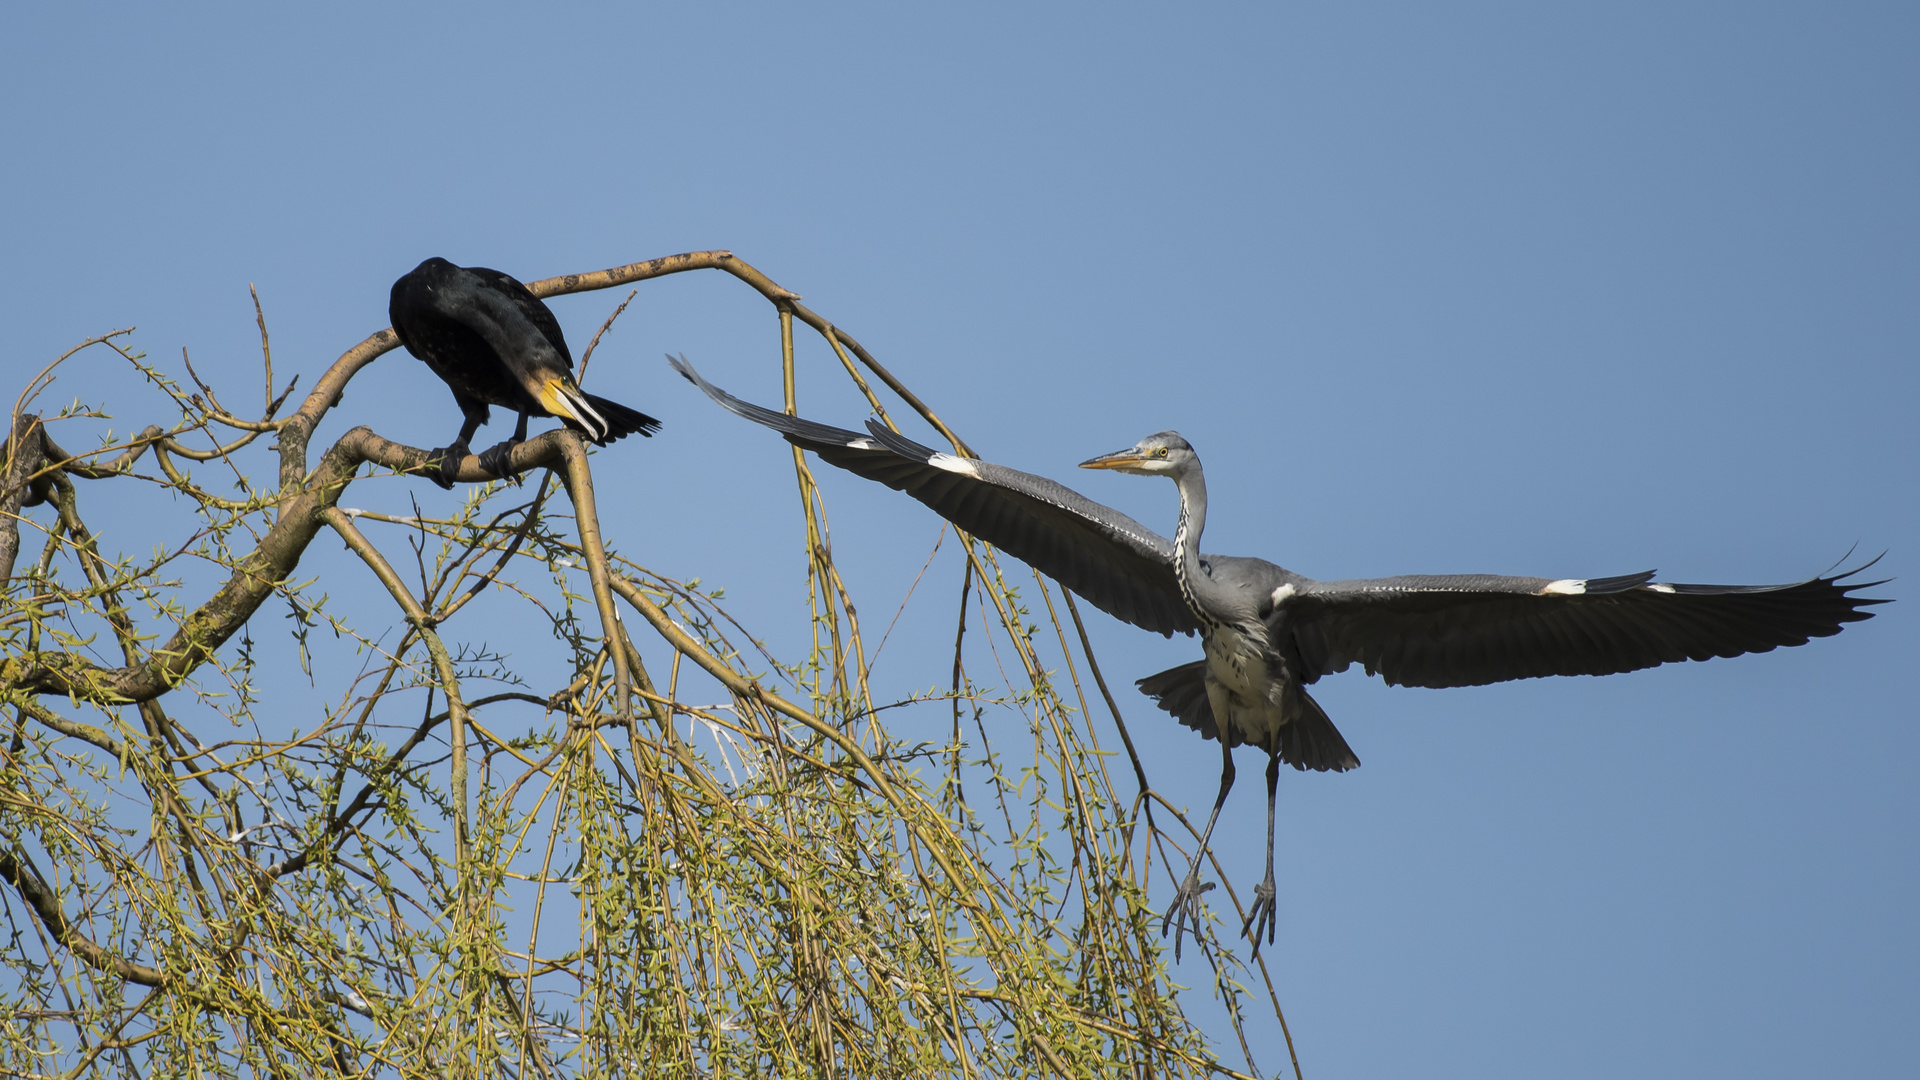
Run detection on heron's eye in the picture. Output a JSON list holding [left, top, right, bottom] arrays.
[[1155, 447, 1168, 458]]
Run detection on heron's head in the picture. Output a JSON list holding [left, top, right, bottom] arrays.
[[1078, 431, 1197, 478]]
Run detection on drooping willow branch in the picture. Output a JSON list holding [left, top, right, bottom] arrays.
[[1, 426, 577, 704], [3, 251, 976, 706], [0, 251, 1293, 1080]]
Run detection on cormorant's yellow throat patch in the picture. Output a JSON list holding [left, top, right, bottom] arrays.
[[538, 377, 610, 440]]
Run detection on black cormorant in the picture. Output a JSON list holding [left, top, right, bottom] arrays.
[[389, 257, 659, 487]]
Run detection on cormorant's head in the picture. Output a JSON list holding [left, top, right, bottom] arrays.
[[1078, 431, 1197, 478]]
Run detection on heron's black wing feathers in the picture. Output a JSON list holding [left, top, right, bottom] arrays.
[[858, 421, 1200, 635], [670, 355, 1199, 636], [1283, 565, 1887, 689]]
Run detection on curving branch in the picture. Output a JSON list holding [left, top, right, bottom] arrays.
[[524, 251, 974, 456], [0, 426, 575, 703], [0, 251, 1274, 1077], [0, 848, 168, 987]]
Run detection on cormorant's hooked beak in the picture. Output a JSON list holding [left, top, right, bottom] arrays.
[[1078, 448, 1153, 472], [536, 376, 610, 441]]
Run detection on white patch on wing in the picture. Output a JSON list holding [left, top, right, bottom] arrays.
[[926, 453, 980, 478], [1541, 578, 1586, 595], [846, 438, 879, 450], [1270, 582, 1297, 606], [1646, 583, 1675, 594]]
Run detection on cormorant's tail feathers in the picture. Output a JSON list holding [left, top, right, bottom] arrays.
[[533, 375, 659, 443], [582, 392, 661, 443]]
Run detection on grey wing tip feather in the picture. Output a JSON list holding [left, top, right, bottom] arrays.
[[1658, 558, 1892, 634], [666, 353, 748, 416], [1660, 555, 1890, 598], [1594, 557, 1890, 621], [667, 353, 875, 451]]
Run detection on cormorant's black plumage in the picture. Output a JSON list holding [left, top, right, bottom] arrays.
[[389, 258, 659, 487]]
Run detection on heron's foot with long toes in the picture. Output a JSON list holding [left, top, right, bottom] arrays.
[[475, 439, 522, 483], [1160, 871, 1216, 962], [423, 441, 470, 490], [1243, 876, 1277, 958]]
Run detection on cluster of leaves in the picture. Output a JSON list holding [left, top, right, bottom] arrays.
[[0, 254, 1293, 1078]]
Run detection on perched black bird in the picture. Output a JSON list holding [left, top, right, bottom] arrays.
[[669, 354, 1888, 958], [388, 257, 660, 487]]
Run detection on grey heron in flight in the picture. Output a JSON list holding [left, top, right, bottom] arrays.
[[667, 356, 1885, 958]]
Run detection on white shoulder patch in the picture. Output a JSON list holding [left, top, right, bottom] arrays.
[[1271, 582, 1297, 606], [1541, 578, 1586, 596], [1646, 583, 1675, 594], [926, 452, 980, 478], [846, 437, 879, 450]]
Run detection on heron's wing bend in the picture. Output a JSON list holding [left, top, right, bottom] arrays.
[[1281, 566, 1887, 689], [670, 356, 1200, 636]]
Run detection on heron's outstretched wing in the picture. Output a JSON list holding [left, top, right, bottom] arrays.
[[1280, 565, 1888, 689], [670, 356, 1200, 636]]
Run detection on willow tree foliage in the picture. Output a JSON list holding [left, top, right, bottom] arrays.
[[0, 253, 1299, 1078]]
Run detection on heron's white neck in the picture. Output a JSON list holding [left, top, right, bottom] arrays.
[[1170, 467, 1233, 630]]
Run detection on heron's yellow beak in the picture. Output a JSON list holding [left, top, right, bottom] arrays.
[[1078, 449, 1151, 470]]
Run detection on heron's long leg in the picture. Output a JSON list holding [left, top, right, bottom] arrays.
[[1244, 749, 1282, 955], [1162, 735, 1235, 961]]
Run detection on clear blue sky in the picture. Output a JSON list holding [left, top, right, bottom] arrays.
[[3, 3, 1914, 1076]]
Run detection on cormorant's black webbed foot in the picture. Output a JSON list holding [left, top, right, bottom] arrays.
[[475, 439, 522, 483], [1160, 869, 1216, 963], [423, 441, 470, 489], [1243, 875, 1277, 958]]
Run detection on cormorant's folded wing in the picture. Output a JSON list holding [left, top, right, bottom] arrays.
[[464, 266, 575, 366], [390, 260, 573, 378]]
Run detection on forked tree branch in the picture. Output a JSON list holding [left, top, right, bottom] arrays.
[[0, 427, 576, 703], [0, 253, 1278, 1077]]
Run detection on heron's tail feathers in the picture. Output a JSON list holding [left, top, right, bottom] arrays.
[[1279, 686, 1359, 774], [1137, 661, 1359, 773], [1139, 661, 1217, 739], [538, 377, 661, 443]]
